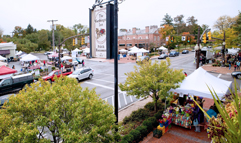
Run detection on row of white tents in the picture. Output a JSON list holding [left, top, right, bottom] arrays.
[[119, 46, 168, 54]]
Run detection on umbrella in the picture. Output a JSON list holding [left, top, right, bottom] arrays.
[[20, 54, 40, 62], [0, 55, 6, 61]]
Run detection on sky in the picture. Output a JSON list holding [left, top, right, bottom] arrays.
[[0, 0, 240, 35]]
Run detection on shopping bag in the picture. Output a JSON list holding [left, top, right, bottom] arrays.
[[193, 118, 198, 126]]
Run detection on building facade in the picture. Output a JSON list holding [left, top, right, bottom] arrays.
[[0, 42, 16, 58], [118, 25, 163, 50]]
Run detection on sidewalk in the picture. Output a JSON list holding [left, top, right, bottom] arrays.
[[202, 64, 235, 75]]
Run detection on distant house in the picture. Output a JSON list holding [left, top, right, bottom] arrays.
[[0, 42, 16, 58], [118, 25, 163, 50]]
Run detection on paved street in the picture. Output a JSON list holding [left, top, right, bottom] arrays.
[[3, 52, 239, 111]]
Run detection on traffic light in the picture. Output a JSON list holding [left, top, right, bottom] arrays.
[[187, 37, 190, 43], [202, 33, 206, 43], [73, 38, 75, 46], [171, 36, 174, 42], [208, 31, 211, 40], [81, 37, 85, 45]]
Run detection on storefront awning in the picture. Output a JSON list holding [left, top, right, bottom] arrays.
[[0, 50, 10, 55]]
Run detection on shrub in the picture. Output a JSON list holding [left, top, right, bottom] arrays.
[[129, 130, 141, 142], [130, 108, 149, 122], [123, 116, 132, 125], [52, 67, 56, 71], [212, 64, 217, 67], [225, 63, 229, 67], [154, 112, 162, 120], [40, 69, 43, 73], [144, 101, 163, 111], [147, 117, 158, 127], [136, 125, 148, 137], [122, 134, 134, 143], [44, 68, 48, 72], [142, 120, 153, 132], [119, 140, 128, 143]]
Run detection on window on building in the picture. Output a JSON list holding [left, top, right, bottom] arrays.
[[158, 36, 160, 41], [139, 37, 142, 39], [119, 44, 125, 46], [146, 36, 148, 39], [133, 37, 135, 39], [127, 37, 130, 40], [127, 44, 132, 47], [154, 36, 156, 41]]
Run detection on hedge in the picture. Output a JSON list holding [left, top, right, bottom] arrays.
[[147, 117, 158, 127], [142, 120, 153, 132], [135, 125, 148, 137], [154, 111, 163, 120], [122, 134, 134, 143], [144, 101, 163, 111], [129, 130, 141, 142]]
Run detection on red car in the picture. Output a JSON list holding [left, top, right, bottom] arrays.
[[42, 70, 72, 82]]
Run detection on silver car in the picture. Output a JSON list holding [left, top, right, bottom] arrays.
[[68, 67, 94, 81]]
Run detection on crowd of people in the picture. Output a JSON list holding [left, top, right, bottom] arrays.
[[227, 54, 241, 71]]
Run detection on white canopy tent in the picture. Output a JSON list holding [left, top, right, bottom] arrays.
[[20, 54, 27, 58], [129, 46, 139, 51], [0, 55, 6, 61], [73, 48, 82, 52], [228, 48, 239, 55], [139, 48, 149, 53], [170, 67, 232, 99], [15, 51, 23, 56], [158, 46, 168, 51], [119, 49, 128, 53], [128, 49, 142, 54], [20, 54, 40, 62], [83, 48, 90, 53], [61, 56, 72, 61], [0, 61, 7, 67]]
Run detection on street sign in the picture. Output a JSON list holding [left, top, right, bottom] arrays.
[[166, 37, 169, 42], [182, 36, 186, 41]]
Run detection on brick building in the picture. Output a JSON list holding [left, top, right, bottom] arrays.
[[118, 25, 163, 50]]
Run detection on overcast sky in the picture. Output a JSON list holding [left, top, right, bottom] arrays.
[[0, 0, 240, 35]]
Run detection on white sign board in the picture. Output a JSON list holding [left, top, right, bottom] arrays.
[[35, 69, 40, 76], [75, 38, 78, 45], [182, 36, 186, 41], [166, 37, 169, 42], [94, 6, 107, 58], [85, 36, 90, 43], [71, 51, 77, 58]]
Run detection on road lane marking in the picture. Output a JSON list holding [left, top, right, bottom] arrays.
[[93, 78, 114, 83], [218, 74, 222, 78], [84, 81, 124, 93]]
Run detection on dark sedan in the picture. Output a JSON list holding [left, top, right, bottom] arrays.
[[169, 51, 179, 57], [231, 71, 241, 79], [158, 54, 168, 59], [182, 50, 189, 54]]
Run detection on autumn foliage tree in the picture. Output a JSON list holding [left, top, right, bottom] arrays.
[[159, 25, 176, 52], [119, 58, 185, 113], [0, 77, 119, 143]]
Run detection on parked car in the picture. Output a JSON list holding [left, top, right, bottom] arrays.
[[169, 51, 179, 57], [231, 71, 241, 79], [44, 51, 54, 55], [182, 50, 189, 54], [42, 70, 73, 82], [68, 67, 94, 82], [0, 73, 34, 95], [0, 95, 10, 109], [64, 61, 72, 68], [158, 54, 168, 59], [136, 56, 150, 63]]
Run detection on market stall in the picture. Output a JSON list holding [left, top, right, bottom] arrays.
[[0, 66, 17, 75]]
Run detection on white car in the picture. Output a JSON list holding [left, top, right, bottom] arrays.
[[44, 51, 54, 55], [72, 58, 78, 66], [68, 67, 94, 81]]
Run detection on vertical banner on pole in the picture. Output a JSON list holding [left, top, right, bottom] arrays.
[[90, 4, 114, 59]]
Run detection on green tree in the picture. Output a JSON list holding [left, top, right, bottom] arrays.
[[25, 33, 39, 44], [73, 23, 89, 34], [161, 13, 173, 26], [13, 26, 26, 38], [38, 30, 51, 51], [174, 15, 185, 34], [0, 77, 119, 142], [233, 12, 241, 46], [25, 24, 37, 35], [119, 58, 185, 112], [213, 15, 238, 31]]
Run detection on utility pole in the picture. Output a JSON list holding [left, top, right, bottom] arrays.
[[47, 20, 58, 52], [114, 0, 118, 125]]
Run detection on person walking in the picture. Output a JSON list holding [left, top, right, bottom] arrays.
[[73, 64, 76, 71], [43, 60, 46, 66], [228, 60, 231, 70], [82, 60, 84, 67], [234, 61, 237, 71], [237, 60, 240, 71], [12, 65, 15, 69], [61, 63, 63, 72]]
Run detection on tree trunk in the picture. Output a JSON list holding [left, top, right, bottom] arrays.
[[154, 93, 157, 113]]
